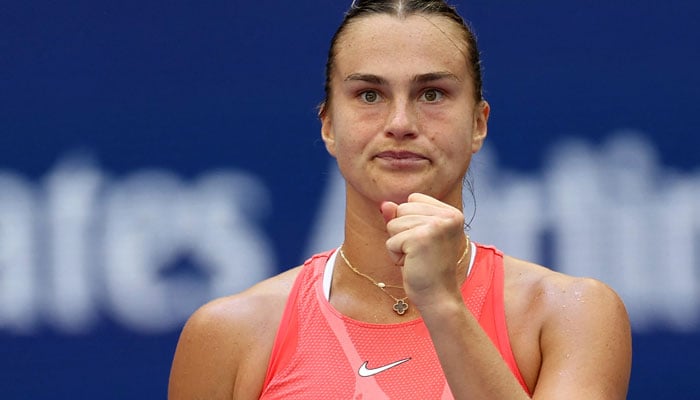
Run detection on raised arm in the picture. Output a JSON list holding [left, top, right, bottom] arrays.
[[382, 193, 631, 399], [383, 193, 534, 399]]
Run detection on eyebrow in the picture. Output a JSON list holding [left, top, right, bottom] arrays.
[[344, 73, 386, 85], [413, 71, 461, 84], [343, 71, 461, 84]]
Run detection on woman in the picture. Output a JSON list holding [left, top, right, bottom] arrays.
[[169, 1, 632, 398]]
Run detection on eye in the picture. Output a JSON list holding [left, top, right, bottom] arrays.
[[421, 88, 444, 103], [360, 90, 381, 104]]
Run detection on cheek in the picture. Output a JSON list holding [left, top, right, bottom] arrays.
[[334, 116, 375, 151], [336, 136, 368, 162], [442, 133, 473, 168], [329, 127, 359, 165], [431, 123, 472, 152]]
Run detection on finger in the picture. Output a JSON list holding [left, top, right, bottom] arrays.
[[395, 201, 459, 223], [407, 192, 454, 208], [380, 201, 398, 224], [385, 233, 408, 266], [386, 214, 432, 236]]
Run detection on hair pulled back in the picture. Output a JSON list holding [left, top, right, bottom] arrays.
[[320, 0, 484, 115]]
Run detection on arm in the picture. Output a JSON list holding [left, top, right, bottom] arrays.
[[383, 193, 532, 399], [421, 294, 533, 399], [382, 193, 632, 399], [168, 298, 241, 400], [529, 276, 632, 399]]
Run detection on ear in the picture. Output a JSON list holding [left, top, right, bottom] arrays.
[[319, 102, 337, 157], [471, 100, 490, 153]]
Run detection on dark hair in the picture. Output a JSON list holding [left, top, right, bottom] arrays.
[[320, 0, 484, 115]]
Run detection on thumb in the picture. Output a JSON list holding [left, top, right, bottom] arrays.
[[380, 201, 398, 224]]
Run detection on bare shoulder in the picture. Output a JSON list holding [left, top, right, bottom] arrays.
[[503, 255, 632, 399], [185, 265, 302, 344], [503, 255, 629, 322], [168, 266, 303, 400]]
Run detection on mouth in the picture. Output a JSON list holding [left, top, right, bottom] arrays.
[[374, 151, 430, 168]]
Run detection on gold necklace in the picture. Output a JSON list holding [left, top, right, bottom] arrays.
[[338, 235, 470, 316]]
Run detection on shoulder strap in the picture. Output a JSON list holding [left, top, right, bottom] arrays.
[[261, 254, 324, 389]]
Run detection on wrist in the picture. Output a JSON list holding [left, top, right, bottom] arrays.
[[414, 290, 466, 323]]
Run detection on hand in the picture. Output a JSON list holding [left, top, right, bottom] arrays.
[[380, 193, 467, 308]]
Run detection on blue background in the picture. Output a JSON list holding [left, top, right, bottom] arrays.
[[1, 1, 698, 398]]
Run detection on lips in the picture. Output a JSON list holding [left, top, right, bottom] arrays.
[[373, 150, 430, 170], [375, 150, 428, 161]]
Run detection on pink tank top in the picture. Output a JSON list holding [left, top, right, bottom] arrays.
[[260, 244, 530, 398]]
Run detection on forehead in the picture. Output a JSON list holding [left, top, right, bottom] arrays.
[[334, 14, 469, 78]]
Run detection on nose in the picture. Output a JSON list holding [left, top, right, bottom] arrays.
[[385, 98, 417, 140]]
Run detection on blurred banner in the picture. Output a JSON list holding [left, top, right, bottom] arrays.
[[1, 1, 698, 398]]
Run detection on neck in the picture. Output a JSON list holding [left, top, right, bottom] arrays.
[[341, 192, 401, 282]]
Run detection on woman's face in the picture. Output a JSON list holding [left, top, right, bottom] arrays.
[[321, 14, 489, 207]]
